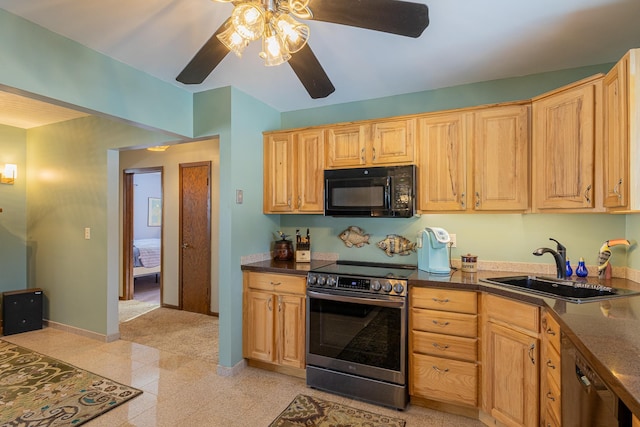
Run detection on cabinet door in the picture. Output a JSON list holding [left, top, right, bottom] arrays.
[[371, 119, 415, 165], [473, 104, 530, 211], [325, 124, 367, 168], [263, 133, 295, 213], [417, 112, 469, 211], [532, 78, 601, 211], [603, 54, 629, 209], [277, 294, 306, 368], [245, 290, 275, 363], [483, 322, 539, 427], [296, 130, 325, 213]]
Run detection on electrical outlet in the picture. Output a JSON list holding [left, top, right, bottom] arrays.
[[449, 233, 457, 248]]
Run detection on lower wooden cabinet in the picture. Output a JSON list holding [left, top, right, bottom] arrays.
[[242, 271, 306, 375], [409, 287, 479, 410], [481, 294, 540, 427]]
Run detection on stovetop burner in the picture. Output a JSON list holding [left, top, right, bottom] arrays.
[[311, 260, 416, 280]]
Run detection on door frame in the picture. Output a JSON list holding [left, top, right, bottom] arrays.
[[122, 166, 164, 301]]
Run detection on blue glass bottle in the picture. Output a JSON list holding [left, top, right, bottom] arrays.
[[575, 257, 588, 278], [565, 258, 573, 278]]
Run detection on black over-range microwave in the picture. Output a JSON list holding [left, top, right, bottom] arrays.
[[324, 165, 415, 217]]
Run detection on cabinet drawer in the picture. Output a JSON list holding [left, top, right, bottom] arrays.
[[247, 272, 306, 294], [544, 344, 561, 391], [542, 310, 561, 352], [484, 293, 539, 334], [412, 308, 477, 338], [543, 371, 561, 426], [410, 353, 477, 407], [412, 330, 477, 362], [411, 288, 477, 314]]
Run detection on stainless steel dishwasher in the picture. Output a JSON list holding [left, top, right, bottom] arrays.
[[561, 332, 632, 426]]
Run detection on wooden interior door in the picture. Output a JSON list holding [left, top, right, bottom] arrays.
[[179, 161, 211, 314]]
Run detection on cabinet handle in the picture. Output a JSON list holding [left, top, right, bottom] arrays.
[[614, 178, 623, 199], [584, 184, 592, 204], [278, 296, 282, 312], [361, 147, 365, 162], [372, 147, 376, 161], [460, 192, 465, 209], [268, 299, 272, 312], [432, 343, 450, 350], [545, 327, 556, 336], [528, 343, 536, 365], [546, 359, 556, 369], [270, 281, 282, 286], [287, 198, 292, 208], [475, 191, 480, 208], [432, 320, 450, 327], [431, 298, 450, 304], [297, 196, 302, 209], [432, 366, 449, 373], [546, 391, 556, 402]]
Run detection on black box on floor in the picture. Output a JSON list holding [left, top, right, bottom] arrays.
[[2, 288, 44, 335]]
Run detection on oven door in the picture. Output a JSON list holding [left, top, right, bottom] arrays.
[[306, 290, 407, 385]]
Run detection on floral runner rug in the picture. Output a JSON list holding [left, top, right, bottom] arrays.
[[0, 340, 142, 426], [269, 394, 406, 427]]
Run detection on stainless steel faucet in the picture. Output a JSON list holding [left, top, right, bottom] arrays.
[[533, 238, 567, 279]]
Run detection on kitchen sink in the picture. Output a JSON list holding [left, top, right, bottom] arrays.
[[480, 275, 640, 303]]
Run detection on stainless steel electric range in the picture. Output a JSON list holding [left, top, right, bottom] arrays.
[[305, 260, 415, 409]]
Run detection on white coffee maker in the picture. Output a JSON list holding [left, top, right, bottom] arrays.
[[417, 227, 451, 274]]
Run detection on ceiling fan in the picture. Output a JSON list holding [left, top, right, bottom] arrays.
[[176, 0, 429, 99]]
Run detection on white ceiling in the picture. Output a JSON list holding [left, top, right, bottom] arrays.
[[1, 0, 640, 123]]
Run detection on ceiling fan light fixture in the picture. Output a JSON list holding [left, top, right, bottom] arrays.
[[216, 23, 250, 57], [231, 3, 265, 41], [274, 13, 309, 53], [260, 27, 291, 66]]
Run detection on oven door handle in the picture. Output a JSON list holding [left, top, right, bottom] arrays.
[[307, 290, 405, 308]]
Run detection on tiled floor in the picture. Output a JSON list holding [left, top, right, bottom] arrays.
[[3, 327, 483, 426]]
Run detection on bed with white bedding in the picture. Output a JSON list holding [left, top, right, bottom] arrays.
[[133, 238, 161, 278]]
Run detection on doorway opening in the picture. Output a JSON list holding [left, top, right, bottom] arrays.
[[122, 167, 163, 308]]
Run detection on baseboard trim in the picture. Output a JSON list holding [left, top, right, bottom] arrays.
[[217, 358, 247, 377], [44, 320, 117, 342]]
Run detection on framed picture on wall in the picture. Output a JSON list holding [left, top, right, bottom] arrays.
[[148, 197, 162, 227]]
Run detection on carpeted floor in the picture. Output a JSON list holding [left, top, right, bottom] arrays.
[[270, 394, 406, 427], [119, 307, 218, 364], [0, 339, 141, 426]]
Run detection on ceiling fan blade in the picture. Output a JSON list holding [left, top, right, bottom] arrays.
[[308, 0, 429, 38], [176, 19, 231, 84], [288, 44, 335, 99]]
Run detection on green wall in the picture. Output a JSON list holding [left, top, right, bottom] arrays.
[[0, 125, 27, 293]]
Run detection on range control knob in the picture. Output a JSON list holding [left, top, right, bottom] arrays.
[[327, 276, 337, 287], [317, 276, 326, 286], [371, 280, 382, 291], [382, 282, 393, 293], [393, 283, 405, 294], [307, 275, 317, 285]]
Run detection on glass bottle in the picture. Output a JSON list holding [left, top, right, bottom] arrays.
[[565, 258, 573, 278], [575, 257, 588, 278]]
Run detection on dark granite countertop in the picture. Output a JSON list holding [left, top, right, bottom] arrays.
[[241, 260, 640, 417]]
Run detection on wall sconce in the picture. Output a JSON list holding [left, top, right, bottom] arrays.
[[0, 164, 17, 185]]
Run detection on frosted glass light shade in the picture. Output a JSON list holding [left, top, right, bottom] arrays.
[[232, 4, 265, 41], [217, 23, 250, 57], [260, 32, 291, 66], [274, 14, 309, 53]]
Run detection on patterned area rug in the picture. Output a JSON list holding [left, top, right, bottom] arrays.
[[269, 394, 406, 427], [0, 340, 142, 426]]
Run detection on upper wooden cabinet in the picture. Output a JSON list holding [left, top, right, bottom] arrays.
[[263, 129, 324, 214], [325, 118, 415, 168], [603, 48, 640, 211], [417, 103, 530, 212], [416, 111, 469, 211], [472, 104, 530, 211], [532, 75, 604, 212]]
